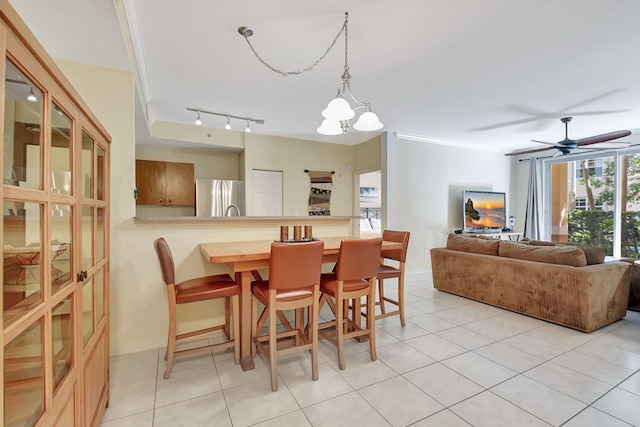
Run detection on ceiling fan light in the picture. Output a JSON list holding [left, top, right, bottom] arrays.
[[353, 110, 383, 131], [317, 118, 343, 135], [322, 96, 355, 121]]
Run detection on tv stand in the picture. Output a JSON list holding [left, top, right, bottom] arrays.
[[464, 231, 523, 241]]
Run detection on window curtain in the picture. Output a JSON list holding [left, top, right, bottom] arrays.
[[524, 157, 543, 239], [307, 170, 333, 216]]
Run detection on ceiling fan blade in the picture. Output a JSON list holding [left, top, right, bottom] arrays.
[[532, 139, 557, 146], [505, 146, 555, 156], [577, 141, 631, 149], [576, 130, 632, 147], [566, 110, 628, 117]]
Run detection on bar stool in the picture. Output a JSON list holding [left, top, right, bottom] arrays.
[[154, 237, 240, 379], [251, 240, 324, 391], [376, 230, 410, 326], [318, 238, 382, 370]]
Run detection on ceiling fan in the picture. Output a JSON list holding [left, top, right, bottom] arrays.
[[505, 117, 631, 157]]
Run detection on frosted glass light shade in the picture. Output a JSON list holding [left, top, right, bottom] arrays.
[[353, 110, 383, 131], [322, 97, 355, 120], [317, 118, 343, 135]]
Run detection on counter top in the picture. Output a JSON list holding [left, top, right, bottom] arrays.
[[134, 215, 355, 223]]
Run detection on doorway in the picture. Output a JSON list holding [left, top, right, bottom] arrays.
[[358, 170, 382, 237]]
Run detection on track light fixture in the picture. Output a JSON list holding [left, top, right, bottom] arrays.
[[187, 108, 264, 131], [238, 12, 383, 135]]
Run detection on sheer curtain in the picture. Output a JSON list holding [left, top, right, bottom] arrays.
[[524, 158, 543, 239]]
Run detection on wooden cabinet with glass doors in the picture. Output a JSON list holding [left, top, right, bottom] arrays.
[[0, 2, 111, 426]]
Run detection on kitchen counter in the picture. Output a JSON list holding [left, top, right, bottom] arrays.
[[134, 216, 354, 223]]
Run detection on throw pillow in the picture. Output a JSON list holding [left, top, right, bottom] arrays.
[[581, 246, 606, 265]]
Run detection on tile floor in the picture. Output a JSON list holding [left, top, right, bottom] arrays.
[[101, 273, 640, 427]]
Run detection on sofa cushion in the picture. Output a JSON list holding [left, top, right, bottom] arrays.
[[581, 246, 606, 265], [528, 240, 556, 246], [447, 234, 499, 256], [499, 240, 587, 267]]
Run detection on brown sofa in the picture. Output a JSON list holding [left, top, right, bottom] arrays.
[[430, 234, 631, 332]]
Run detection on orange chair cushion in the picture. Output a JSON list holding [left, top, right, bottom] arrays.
[[320, 273, 369, 296], [175, 273, 238, 304], [377, 264, 401, 280], [252, 280, 314, 304]]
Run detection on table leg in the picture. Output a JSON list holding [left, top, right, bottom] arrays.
[[236, 271, 255, 371]]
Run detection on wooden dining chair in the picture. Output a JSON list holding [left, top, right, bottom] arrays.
[[251, 240, 324, 391], [375, 230, 410, 326], [154, 237, 240, 379], [318, 238, 382, 370]]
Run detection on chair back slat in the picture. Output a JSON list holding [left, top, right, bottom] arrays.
[[381, 230, 410, 262], [269, 241, 324, 290], [336, 238, 382, 281], [154, 237, 175, 285]]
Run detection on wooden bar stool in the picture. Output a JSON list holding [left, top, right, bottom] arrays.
[[318, 238, 382, 370], [251, 240, 324, 391], [154, 237, 240, 379], [376, 230, 410, 326]]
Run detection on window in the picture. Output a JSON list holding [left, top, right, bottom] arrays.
[[547, 150, 640, 257]]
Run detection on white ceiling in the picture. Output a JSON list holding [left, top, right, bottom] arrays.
[[8, 0, 640, 154]]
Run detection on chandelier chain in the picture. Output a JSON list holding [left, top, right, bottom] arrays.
[[240, 13, 349, 77]]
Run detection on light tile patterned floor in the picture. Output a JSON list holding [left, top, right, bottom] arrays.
[[101, 273, 640, 427]]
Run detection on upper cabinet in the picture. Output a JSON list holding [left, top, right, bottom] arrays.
[[135, 159, 194, 206], [1, 2, 111, 426]]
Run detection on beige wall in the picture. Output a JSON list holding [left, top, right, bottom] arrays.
[[243, 133, 356, 216], [387, 137, 514, 274]]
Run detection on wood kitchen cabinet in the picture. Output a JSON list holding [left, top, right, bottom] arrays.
[[135, 160, 195, 206], [1, 2, 111, 426]]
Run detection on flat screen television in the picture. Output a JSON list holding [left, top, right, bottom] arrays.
[[463, 190, 507, 232]]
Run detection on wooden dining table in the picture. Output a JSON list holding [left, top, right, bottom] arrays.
[[199, 236, 402, 370]]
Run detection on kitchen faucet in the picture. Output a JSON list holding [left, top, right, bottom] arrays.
[[225, 204, 240, 216]]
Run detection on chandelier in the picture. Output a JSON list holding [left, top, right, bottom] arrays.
[[238, 12, 383, 136]]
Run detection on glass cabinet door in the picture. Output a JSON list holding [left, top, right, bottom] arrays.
[[3, 59, 43, 190], [3, 201, 42, 325], [50, 103, 72, 195]]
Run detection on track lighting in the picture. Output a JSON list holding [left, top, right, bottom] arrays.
[[186, 108, 264, 131], [26, 88, 37, 103]]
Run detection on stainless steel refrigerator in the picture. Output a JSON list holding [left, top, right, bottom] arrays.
[[195, 179, 245, 217]]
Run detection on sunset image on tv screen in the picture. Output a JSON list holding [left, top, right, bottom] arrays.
[[465, 192, 506, 228]]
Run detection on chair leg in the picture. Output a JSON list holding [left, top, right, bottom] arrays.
[[398, 273, 406, 327], [224, 296, 231, 339], [269, 302, 278, 392], [251, 295, 258, 358], [367, 284, 377, 361], [232, 294, 241, 364], [336, 296, 346, 370], [164, 307, 177, 379], [378, 278, 386, 314], [311, 299, 319, 381]]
